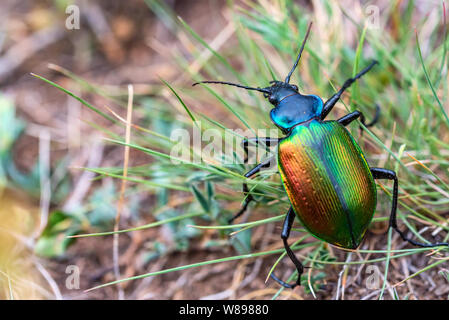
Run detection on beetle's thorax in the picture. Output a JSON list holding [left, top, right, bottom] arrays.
[[268, 84, 323, 132]]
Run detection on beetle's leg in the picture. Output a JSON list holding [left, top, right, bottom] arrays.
[[337, 105, 380, 128], [242, 137, 279, 163], [321, 60, 378, 120], [270, 207, 303, 289], [338, 110, 366, 128], [371, 168, 449, 248], [230, 138, 278, 222], [337, 106, 380, 136], [229, 156, 274, 223]]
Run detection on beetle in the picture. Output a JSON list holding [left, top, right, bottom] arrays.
[[193, 22, 449, 289]]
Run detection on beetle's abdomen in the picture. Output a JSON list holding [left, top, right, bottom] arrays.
[[278, 120, 376, 249]]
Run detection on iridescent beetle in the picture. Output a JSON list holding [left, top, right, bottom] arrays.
[[193, 23, 449, 288]]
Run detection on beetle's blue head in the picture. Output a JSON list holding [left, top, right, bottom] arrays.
[[192, 22, 317, 133], [262, 81, 299, 105]]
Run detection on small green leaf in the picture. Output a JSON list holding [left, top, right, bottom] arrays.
[[87, 184, 117, 229], [230, 228, 251, 255], [191, 184, 210, 214], [35, 211, 80, 257], [206, 181, 214, 203]]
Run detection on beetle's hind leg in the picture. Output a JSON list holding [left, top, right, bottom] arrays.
[[229, 156, 274, 223], [270, 207, 304, 289], [371, 168, 449, 248]]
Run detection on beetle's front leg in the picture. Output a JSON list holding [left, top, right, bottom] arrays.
[[337, 105, 380, 129], [321, 60, 378, 120], [242, 137, 279, 163], [371, 168, 449, 248], [270, 207, 303, 289], [229, 156, 274, 223]]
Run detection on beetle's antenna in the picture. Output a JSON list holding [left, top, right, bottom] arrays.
[[192, 80, 270, 94], [285, 22, 313, 84]]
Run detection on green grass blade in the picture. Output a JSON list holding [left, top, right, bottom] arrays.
[[160, 78, 198, 126], [415, 31, 449, 128], [31, 73, 117, 123]]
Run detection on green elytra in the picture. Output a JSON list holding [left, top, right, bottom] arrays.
[[278, 120, 377, 249], [193, 22, 449, 289]]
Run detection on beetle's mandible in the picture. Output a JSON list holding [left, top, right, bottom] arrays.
[[193, 22, 449, 289]]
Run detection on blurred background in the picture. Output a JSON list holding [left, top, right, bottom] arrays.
[[1, 0, 448, 300]]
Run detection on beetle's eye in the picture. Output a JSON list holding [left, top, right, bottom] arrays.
[[292, 85, 298, 91], [268, 96, 276, 104]]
